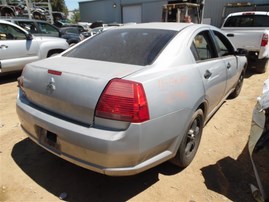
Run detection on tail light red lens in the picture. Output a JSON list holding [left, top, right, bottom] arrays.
[[261, 33, 268, 47], [95, 78, 150, 123]]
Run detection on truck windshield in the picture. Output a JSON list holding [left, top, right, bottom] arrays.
[[224, 14, 269, 27]]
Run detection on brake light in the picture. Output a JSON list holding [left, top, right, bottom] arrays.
[[242, 12, 255, 15], [261, 33, 268, 47], [48, 69, 62, 76], [95, 78, 150, 123]]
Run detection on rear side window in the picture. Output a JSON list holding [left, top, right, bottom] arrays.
[[191, 31, 217, 61], [223, 14, 269, 27], [64, 28, 177, 66], [37, 22, 59, 37], [17, 21, 38, 33]]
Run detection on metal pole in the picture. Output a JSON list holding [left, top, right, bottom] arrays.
[[48, 0, 53, 24], [25, 0, 32, 19]]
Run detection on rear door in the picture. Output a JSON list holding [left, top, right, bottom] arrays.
[[191, 30, 227, 115], [0, 22, 39, 73]]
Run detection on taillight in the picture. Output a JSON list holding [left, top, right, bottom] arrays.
[[95, 78, 150, 123], [261, 33, 268, 47]]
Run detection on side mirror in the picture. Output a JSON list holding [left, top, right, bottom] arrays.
[[26, 33, 33, 40], [235, 48, 248, 56]]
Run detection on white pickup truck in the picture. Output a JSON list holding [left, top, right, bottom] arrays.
[[0, 20, 69, 74], [221, 11, 269, 73]]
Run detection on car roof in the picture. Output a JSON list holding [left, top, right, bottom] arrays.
[[0, 19, 22, 26], [226, 11, 269, 17], [6, 18, 51, 23], [117, 22, 205, 31]]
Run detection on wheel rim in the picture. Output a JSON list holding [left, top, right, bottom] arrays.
[[185, 117, 201, 157]]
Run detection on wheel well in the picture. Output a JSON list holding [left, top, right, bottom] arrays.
[[197, 102, 207, 120], [47, 49, 65, 57]]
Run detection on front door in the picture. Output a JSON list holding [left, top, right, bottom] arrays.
[[0, 23, 39, 73]]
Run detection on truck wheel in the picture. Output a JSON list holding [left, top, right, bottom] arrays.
[[171, 109, 204, 168], [47, 49, 64, 57], [256, 58, 268, 74]]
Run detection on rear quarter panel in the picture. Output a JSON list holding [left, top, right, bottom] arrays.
[[125, 45, 206, 160]]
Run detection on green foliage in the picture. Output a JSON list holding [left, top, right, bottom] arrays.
[[70, 9, 80, 23], [50, 0, 68, 13]]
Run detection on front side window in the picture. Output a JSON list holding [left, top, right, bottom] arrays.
[[212, 31, 235, 57], [64, 28, 177, 66], [0, 23, 26, 40]]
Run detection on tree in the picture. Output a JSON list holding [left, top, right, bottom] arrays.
[[50, 0, 68, 13], [70, 9, 80, 23]]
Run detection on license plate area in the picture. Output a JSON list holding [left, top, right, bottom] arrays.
[[36, 126, 61, 152]]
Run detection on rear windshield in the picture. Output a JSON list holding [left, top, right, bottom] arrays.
[[223, 14, 269, 27], [64, 28, 177, 66]]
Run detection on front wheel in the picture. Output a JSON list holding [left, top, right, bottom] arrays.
[[229, 69, 245, 99], [171, 109, 204, 168]]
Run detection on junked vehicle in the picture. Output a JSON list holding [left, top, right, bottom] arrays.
[[248, 79, 269, 201], [4, 18, 61, 37], [16, 23, 247, 176], [0, 20, 69, 74], [59, 26, 83, 46], [221, 11, 269, 73]]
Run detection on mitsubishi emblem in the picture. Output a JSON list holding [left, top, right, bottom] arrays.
[[46, 77, 56, 93]]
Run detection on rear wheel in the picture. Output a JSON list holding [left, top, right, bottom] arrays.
[[47, 49, 64, 57], [171, 109, 204, 168], [255, 58, 268, 74]]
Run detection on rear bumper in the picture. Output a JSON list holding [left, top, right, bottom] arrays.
[[248, 47, 269, 60], [16, 93, 183, 176]]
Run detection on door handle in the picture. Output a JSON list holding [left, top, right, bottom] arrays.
[[204, 70, 212, 79], [0, 44, 8, 49], [227, 62, 231, 69], [227, 33, 234, 37]]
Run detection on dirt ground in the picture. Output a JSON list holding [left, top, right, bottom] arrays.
[[0, 68, 268, 202]]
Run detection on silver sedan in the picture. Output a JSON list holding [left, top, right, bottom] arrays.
[[16, 23, 247, 176]]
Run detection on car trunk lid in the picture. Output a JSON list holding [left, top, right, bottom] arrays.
[[21, 57, 144, 125]]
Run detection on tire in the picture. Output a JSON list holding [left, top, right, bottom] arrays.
[[255, 58, 268, 74], [229, 69, 245, 99], [171, 109, 204, 168], [47, 50, 63, 58], [69, 43, 76, 47]]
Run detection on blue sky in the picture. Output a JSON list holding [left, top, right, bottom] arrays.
[[65, 0, 81, 10]]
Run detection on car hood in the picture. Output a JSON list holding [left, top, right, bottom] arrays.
[[21, 56, 144, 125]]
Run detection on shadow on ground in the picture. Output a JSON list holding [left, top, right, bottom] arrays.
[[201, 143, 266, 202], [0, 72, 21, 85], [11, 138, 182, 202]]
